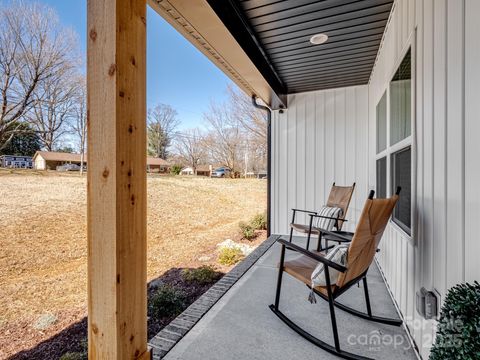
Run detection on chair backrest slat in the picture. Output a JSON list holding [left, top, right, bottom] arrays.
[[336, 193, 399, 288], [326, 183, 355, 230]]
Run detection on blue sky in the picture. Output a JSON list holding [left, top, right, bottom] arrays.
[[41, 0, 234, 130]]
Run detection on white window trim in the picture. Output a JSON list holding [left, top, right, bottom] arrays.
[[375, 32, 416, 242]]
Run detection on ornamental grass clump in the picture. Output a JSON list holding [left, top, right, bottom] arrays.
[[238, 212, 267, 240], [429, 281, 480, 360], [250, 212, 267, 230], [239, 221, 256, 240], [218, 247, 244, 266]]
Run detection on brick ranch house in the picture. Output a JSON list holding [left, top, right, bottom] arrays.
[[146, 157, 171, 173], [33, 151, 85, 170], [180, 165, 213, 176]]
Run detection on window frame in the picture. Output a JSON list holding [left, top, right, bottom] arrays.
[[390, 146, 412, 235], [374, 36, 416, 241]]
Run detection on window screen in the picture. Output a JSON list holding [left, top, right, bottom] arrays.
[[391, 147, 411, 234], [390, 49, 411, 145], [376, 157, 387, 198], [376, 92, 387, 153]]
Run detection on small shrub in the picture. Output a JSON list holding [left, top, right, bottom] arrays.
[[429, 281, 480, 360], [60, 351, 88, 360], [60, 337, 87, 359], [149, 284, 187, 318], [239, 222, 255, 240], [182, 265, 222, 285], [170, 164, 182, 175], [218, 247, 244, 266], [250, 213, 267, 230], [60, 352, 87, 360]]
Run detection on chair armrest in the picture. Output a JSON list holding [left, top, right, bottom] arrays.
[[291, 208, 317, 215], [277, 238, 347, 272], [310, 214, 348, 222], [319, 229, 353, 242], [290, 208, 317, 225]]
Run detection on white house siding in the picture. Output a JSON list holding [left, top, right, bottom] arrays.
[[34, 157, 46, 170], [271, 85, 369, 235], [271, 1, 480, 357], [368, 0, 480, 358], [369, 0, 480, 357]]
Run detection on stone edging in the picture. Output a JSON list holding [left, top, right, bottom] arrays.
[[149, 235, 280, 359]]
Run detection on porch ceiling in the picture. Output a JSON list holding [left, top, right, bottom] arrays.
[[209, 0, 394, 94], [149, 0, 393, 108]]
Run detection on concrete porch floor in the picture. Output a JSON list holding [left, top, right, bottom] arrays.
[[163, 236, 418, 360]]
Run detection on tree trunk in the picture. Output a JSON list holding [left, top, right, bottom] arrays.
[[80, 149, 84, 176]]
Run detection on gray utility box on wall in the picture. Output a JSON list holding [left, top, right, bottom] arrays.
[[416, 287, 438, 320]]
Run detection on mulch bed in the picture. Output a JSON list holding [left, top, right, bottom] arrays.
[[146, 267, 225, 339], [7, 269, 224, 360]]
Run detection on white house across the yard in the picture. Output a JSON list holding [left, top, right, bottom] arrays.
[[0, 155, 33, 169]]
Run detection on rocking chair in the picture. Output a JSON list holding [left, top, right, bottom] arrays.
[[270, 188, 402, 360], [289, 182, 355, 251]]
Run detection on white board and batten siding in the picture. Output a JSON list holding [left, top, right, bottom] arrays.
[[271, 86, 369, 235], [369, 0, 480, 357], [271, 1, 480, 357]]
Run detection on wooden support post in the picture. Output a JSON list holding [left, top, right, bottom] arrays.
[[87, 0, 149, 358]]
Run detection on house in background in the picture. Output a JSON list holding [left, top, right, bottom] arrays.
[[180, 165, 212, 176], [33, 151, 84, 170], [147, 157, 171, 173], [0, 155, 33, 169], [33, 151, 170, 173]]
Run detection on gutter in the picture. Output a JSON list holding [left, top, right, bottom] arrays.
[[252, 95, 272, 237]]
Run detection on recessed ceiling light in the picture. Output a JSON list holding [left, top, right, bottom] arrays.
[[310, 33, 328, 45]]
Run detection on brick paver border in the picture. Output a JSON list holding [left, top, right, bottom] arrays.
[[149, 235, 280, 359]]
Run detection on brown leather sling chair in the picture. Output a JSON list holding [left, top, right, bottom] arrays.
[[271, 188, 402, 360], [289, 182, 355, 251]]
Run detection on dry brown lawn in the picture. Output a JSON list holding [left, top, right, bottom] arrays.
[[0, 169, 266, 358]]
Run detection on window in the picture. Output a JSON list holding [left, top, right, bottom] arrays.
[[391, 147, 411, 234], [390, 49, 411, 145], [375, 48, 413, 235], [376, 91, 387, 153], [376, 157, 387, 198]]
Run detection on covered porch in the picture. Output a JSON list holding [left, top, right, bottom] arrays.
[[87, 0, 480, 359], [150, 235, 417, 360]]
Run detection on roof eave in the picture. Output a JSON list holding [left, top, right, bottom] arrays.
[[147, 0, 286, 109]]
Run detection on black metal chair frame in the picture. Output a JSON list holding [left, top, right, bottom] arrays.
[[270, 191, 403, 360], [289, 182, 355, 251], [290, 209, 350, 253]]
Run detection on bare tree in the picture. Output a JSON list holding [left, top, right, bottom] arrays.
[[0, 1, 79, 151], [175, 128, 206, 175], [227, 85, 267, 173], [29, 66, 80, 151], [203, 100, 244, 176], [228, 85, 267, 144], [147, 104, 180, 159], [71, 76, 87, 174]]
